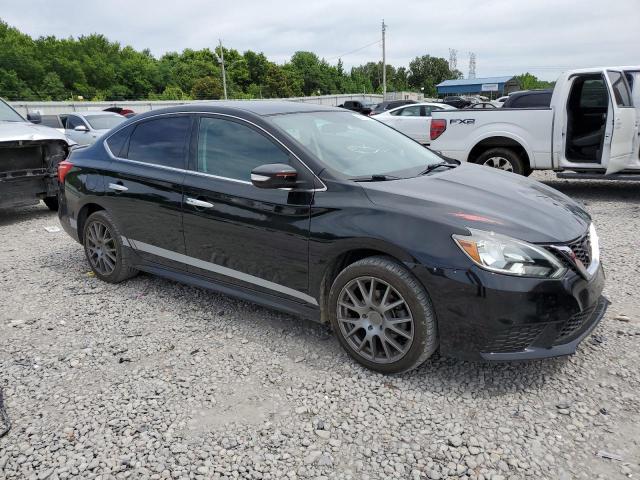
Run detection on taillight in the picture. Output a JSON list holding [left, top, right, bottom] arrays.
[[57, 160, 73, 183], [430, 119, 447, 140]]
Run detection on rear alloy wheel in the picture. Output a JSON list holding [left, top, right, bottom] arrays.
[[83, 211, 137, 283], [329, 256, 437, 374], [476, 147, 528, 175]]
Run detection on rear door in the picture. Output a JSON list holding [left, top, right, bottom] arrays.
[[101, 114, 192, 270], [604, 70, 637, 174], [624, 69, 640, 166]]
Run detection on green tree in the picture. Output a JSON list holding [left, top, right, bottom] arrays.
[[408, 55, 462, 96], [190, 76, 223, 99]]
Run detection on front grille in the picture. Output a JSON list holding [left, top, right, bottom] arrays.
[[555, 306, 596, 342], [548, 231, 591, 272], [481, 324, 545, 353]]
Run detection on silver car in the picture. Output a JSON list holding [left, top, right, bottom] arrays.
[[61, 111, 125, 146]]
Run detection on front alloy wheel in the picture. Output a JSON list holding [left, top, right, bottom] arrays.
[[337, 276, 414, 364], [329, 256, 438, 374]]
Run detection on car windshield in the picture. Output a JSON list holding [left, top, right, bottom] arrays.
[[269, 111, 444, 179], [86, 115, 125, 130], [0, 99, 25, 122]]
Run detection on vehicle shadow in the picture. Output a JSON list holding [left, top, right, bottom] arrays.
[[0, 203, 56, 228], [541, 179, 640, 203], [38, 248, 579, 399]]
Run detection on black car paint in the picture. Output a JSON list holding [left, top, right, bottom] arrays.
[[58, 101, 606, 361]]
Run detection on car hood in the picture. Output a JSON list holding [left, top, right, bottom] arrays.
[[0, 120, 71, 144], [361, 163, 591, 244]]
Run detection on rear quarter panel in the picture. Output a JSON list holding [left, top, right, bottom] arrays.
[[430, 109, 555, 169]]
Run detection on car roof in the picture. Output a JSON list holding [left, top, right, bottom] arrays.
[[136, 101, 342, 118], [71, 111, 124, 117]]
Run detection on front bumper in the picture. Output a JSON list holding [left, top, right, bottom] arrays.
[[411, 262, 607, 361]]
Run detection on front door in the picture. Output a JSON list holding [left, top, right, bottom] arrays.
[[64, 114, 92, 145], [604, 70, 637, 174], [101, 114, 192, 270], [181, 114, 314, 305]]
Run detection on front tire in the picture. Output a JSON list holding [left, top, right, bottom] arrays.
[[476, 147, 528, 175], [83, 210, 138, 283], [328, 256, 438, 374]]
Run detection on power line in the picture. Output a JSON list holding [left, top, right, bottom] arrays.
[[327, 39, 382, 61]]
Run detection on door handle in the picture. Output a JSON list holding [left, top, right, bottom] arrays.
[[108, 183, 128, 192], [186, 197, 214, 208]]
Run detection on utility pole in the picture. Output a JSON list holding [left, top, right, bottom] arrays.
[[219, 39, 228, 100], [381, 20, 387, 99]]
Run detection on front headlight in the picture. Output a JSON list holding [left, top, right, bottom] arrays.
[[453, 228, 566, 278]]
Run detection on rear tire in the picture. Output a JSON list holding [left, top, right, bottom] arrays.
[[476, 147, 527, 175], [83, 210, 138, 283], [328, 256, 438, 374], [43, 196, 59, 211]]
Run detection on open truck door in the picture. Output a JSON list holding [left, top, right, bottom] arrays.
[[603, 70, 637, 174]]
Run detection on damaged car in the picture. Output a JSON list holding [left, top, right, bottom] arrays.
[[0, 98, 71, 210]]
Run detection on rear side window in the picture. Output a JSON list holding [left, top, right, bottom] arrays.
[[196, 117, 289, 181], [106, 125, 134, 158], [126, 116, 191, 168], [580, 79, 608, 108], [607, 71, 632, 107]]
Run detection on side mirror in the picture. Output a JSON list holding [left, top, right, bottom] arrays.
[[27, 112, 42, 124], [74, 125, 89, 132], [251, 163, 298, 189]]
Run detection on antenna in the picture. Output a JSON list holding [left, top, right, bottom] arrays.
[[448, 49, 458, 71], [468, 52, 476, 79]]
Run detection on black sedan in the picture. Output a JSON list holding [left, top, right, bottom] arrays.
[[56, 101, 607, 373]]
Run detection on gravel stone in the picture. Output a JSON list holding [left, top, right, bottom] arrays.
[[1, 173, 639, 480]]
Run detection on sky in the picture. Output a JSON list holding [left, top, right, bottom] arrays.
[[1, 0, 639, 81]]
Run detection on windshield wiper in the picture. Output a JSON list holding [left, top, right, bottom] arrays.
[[351, 174, 401, 182], [419, 162, 457, 175]]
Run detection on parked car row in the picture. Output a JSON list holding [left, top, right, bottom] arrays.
[[40, 112, 126, 146]]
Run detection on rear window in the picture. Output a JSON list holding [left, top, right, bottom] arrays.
[[607, 71, 633, 107], [125, 116, 191, 168]]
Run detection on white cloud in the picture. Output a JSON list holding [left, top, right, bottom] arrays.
[[2, 0, 638, 80]]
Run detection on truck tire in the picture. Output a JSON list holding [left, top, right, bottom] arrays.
[[328, 256, 438, 374], [476, 148, 528, 176], [43, 196, 59, 211]]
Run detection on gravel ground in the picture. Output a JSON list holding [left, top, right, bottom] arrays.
[[1, 172, 639, 480]]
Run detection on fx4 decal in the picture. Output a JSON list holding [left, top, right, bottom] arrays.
[[450, 119, 475, 125]]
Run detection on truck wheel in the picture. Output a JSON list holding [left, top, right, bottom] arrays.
[[328, 256, 438, 374], [43, 196, 59, 211], [476, 148, 527, 175]]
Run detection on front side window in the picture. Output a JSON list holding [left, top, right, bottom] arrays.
[[126, 116, 190, 168], [607, 71, 632, 107], [66, 116, 85, 130], [270, 111, 443, 179], [197, 117, 290, 181], [399, 105, 421, 116]]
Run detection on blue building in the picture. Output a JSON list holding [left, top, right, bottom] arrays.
[[436, 76, 520, 97]]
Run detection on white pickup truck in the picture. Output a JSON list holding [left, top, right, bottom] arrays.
[[429, 66, 640, 179]]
